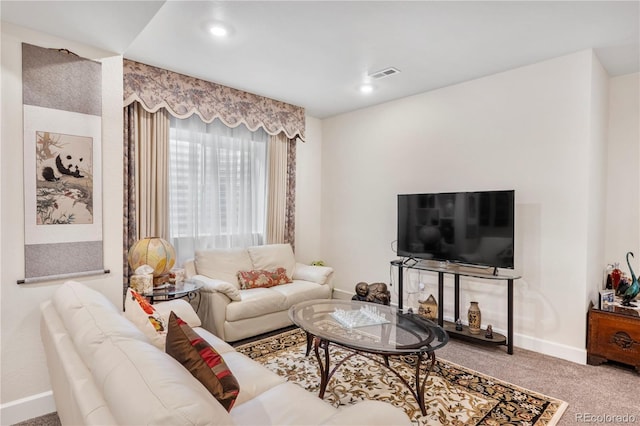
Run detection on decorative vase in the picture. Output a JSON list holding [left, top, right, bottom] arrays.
[[610, 263, 622, 290], [418, 294, 438, 320], [468, 301, 481, 335]]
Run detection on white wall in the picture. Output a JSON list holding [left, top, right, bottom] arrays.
[[294, 115, 323, 264], [0, 22, 124, 424], [585, 53, 610, 307], [605, 73, 640, 273], [320, 50, 607, 363]]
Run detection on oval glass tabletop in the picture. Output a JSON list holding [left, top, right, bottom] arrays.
[[289, 299, 448, 354], [142, 280, 202, 297]]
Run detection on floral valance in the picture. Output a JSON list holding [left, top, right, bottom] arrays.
[[123, 59, 305, 140]]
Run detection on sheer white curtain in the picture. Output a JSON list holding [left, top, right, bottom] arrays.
[[168, 115, 269, 265]]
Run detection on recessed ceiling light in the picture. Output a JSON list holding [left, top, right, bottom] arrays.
[[209, 23, 229, 37], [359, 83, 374, 94]]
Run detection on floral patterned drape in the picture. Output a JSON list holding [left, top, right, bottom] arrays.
[[123, 104, 136, 291], [285, 138, 296, 249], [123, 59, 305, 141]]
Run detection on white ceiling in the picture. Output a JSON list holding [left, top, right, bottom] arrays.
[[2, 1, 638, 118]]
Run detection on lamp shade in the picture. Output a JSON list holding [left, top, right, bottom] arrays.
[[128, 237, 176, 278]]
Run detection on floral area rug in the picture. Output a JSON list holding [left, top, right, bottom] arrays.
[[236, 328, 567, 426]]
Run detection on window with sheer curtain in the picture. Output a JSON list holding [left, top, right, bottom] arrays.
[[168, 115, 269, 264]]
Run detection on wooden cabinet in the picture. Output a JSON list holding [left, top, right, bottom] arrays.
[[587, 303, 640, 373]]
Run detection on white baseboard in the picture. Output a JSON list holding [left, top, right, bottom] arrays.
[[514, 333, 587, 365], [332, 288, 353, 299], [0, 391, 56, 425]]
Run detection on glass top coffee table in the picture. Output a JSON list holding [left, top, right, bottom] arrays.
[[289, 299, 448, 416], [142, 280, 203, 311]]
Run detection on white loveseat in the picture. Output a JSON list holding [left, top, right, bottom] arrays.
[[40, 281, 411, 426], [184, 244, 334, 342]]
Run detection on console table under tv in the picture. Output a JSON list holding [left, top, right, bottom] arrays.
[[390, 259, 521, 354]]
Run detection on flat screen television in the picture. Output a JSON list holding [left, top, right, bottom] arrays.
[[397, 190, 515, 269]]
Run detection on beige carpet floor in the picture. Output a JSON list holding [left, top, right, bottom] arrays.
[[436, 338, 639, 425]]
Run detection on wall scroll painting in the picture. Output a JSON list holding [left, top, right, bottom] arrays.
[[21, 43, 104, 283]]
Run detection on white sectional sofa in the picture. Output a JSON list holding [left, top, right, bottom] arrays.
[[184, 244, 334, 342], [40, 281, 412, 426]]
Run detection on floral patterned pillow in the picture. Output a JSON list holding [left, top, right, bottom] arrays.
[[124, 288, 167, 348], [237, 267, 292, 289]]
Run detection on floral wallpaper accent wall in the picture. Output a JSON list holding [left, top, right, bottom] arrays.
[[123, 59, 306, 141]]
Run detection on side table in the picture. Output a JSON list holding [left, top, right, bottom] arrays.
[[142, 280, 203, 312], [587, 301, 640, 373]]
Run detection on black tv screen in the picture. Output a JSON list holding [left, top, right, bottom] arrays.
[[397, 190, 515, 269]]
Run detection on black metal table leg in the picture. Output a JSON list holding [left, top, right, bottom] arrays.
[[508, 279, 514, 355], [305, 331, 313, 356], [314, 337, 331, 399], [437, 272, 444, 327]]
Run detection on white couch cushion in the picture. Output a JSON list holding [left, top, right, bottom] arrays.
[[292, 263, 333, 285], [231, 382, 336, 426], [91, 337, 234, 425], [52, 281, 150, 364], [41, 300, 119, 426], [154, 298, 203, 328], [221, 352, 286, 406], [247, 244, 296, 279], [226, 288, 287, 322], [193, 275, 242, 301], [195, 248, 253, 288], [192, 326, 235, 354], [270, 281, 332, 307], [320, 401, 413, 426]]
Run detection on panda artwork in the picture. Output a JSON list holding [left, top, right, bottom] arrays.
[[35, 131, 93, 225], [41, 152, 85, 182]]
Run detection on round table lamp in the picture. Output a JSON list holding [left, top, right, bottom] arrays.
[[128, 237, 176, 286]]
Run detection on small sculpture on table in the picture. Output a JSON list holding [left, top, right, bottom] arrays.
[[352, 282, 391, 306], [455, 318, 463, 331], [485, 324, 494, 339], [621, 251, 639, 307], [418, 294, 438, 321]]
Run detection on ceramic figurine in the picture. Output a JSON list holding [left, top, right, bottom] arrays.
[[352, 282, 391, 305], [455, 318, 463, 331], [418, 294, 438, 320], [485, 325, 493, 339]]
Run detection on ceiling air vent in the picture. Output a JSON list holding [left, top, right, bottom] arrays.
[[369, 67, 401, 80]]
